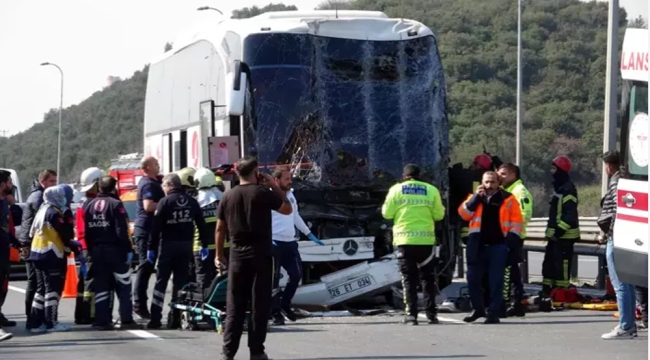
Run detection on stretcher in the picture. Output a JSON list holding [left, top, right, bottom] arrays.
[[168, 274, 229, 333]]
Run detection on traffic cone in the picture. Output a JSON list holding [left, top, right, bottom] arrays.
[[62, 253, 78, 299]]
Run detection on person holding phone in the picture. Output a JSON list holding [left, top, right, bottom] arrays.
[[215, 156, 293, 360], [458, 171, 523, 324]]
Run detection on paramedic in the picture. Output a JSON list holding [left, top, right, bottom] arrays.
[[497, 163, 533, 317], [147, 173, 208, 329], [381, 164, 445, 326], [192, 167, 223, 295], [133, 156, 164, 319], [74, 167, 105, 325], [20, 169, 57, 328], [542, 156, 580, 296], [458, 171, 523, 324], [598, 151, 637, 339], [83, 176, 141, 330], [270, 168, 324, 325], [216, 156, 292, 360]]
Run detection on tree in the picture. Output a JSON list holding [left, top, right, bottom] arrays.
[[231, 3, 297, 19], [164, 42, 173, 52], [628, 15, 647, 29], [316, 0, 355, 10]]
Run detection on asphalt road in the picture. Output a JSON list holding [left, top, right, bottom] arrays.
[[1, 280, 646, 360]]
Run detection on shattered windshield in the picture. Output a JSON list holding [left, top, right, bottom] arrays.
[[243, 33, 448, 189]]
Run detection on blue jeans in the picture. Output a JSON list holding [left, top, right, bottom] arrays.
[[606, 240, 636, 330], [272, 241, 302, 310], [467, 242, 509, 315]]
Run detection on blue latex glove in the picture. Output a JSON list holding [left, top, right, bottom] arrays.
[[70, 240, 83, 249], [308, 233, 325, 246], [80, 263, 87, 278], [200, 248, 209, 261], [126, 252, 133, 264], [147, 250, 155, 263]]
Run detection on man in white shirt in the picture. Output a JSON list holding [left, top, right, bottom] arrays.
[[270, 169, 324, 325]]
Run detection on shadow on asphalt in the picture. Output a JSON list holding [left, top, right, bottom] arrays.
[[282, 356, 486, 360], [269, 327, 325, 333], [501, 319, 614, 325], [295, 321, 465, 326]]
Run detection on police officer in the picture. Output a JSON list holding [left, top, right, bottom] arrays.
[[497, 163, 533, 317], [192, 167, 223, 296], [147, 173, 209, 329], [542, 156, 580, 297], [83, 176, 141, 330], [381, 164, 446, 325]]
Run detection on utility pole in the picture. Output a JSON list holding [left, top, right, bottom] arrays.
[[601, 0, 619, 196], [515, 0, 523, 168], [41, 62, 64, 185]]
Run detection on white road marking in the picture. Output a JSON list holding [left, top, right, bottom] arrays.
[[127, 330, 162, 340], [418, 314, 466, 324], [8, 285, 161, 340], [8, 285, 26, 294]]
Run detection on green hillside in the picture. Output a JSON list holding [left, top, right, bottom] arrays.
[[1, 0, 644, 216]]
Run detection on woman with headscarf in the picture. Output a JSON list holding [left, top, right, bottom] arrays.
[[27, 185, 76, 333]]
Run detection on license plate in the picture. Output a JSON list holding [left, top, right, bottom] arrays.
[[327, 276, 372, 299]]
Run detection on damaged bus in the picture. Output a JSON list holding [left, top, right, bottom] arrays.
[[143, 10, 452, 305]]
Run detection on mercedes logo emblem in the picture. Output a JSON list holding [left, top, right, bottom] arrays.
[[343, 240, 358, 256]]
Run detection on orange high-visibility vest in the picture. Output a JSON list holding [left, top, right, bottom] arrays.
[[457, 191, 523, 240]]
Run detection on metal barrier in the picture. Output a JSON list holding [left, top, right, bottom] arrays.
[[455, 217, 608, 289]]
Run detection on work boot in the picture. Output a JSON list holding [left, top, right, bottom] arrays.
[[0, 314, 16, 327], [271, 312, 285, 326], [506, 302, 526, 317], [400, 315, 418, 325], [463, 310, 486, 323], [281, 306, 297, 322], [250, 352, 271, 360], [92, 323, 115, 331], [133, 307, 151, 320], [146, 320, 162, 329], [484, 315, 500, 324], [0, 329, 13, 342], [427, 314, 440, 324], [116, 321, 144, 330]]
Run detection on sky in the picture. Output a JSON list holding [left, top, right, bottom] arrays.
[[0, 0, 647, 137]]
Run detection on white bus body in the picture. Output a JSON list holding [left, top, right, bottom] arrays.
[[613, 28, 648, 288]]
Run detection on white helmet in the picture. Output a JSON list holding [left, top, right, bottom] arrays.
[[194, 167, 217, 189], [79, 167, 105, 192]]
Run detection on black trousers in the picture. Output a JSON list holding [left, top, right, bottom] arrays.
[[397, 245, 438, 318], [636, 286, 648, 324], [223, 255, 273, 358], [503, 242, 524, 304], [29, 261, 64, 329], [194, 249, 216, 298], [92, 246, 133, 325], [0, 253, 8, 315], [133, 234, 155, 311], [150, 243, 192, 323], [542, 240, 575, 289], [25, 260, 37, 323]]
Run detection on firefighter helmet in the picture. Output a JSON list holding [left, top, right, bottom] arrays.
[[552, 155, 572, 172], [80, 167, 105, 192], [473, 154, 493, 170], [194, 167, 217, 189], [176, 167, 197, 189]]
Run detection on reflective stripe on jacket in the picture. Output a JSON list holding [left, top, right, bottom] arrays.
[[382, 179, 445, 246], [504, 179, 533, 239], [545, 181, 580, 240], [457, 191, 523, 242]]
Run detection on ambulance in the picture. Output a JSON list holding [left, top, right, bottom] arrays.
[[613, 28, 648, 288]]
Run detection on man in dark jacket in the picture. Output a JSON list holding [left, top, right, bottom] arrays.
[[19, 169, 57, 329], [542, 156, 580, 296], [0, 170, 22, 339]]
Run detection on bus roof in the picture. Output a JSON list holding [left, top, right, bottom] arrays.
[[621, 28, 648, 83]]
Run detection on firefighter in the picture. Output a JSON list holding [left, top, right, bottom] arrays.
[[542, 156, 580, 297], [147, 173, 209, 329], [178, 167, 198, 197], [192, 167, 224, 296], [83, 176, 141, 330], [74, 167, 108, 325], [497, 163, 533, 317], [458, 171, 523, 324], [381, 164, 446, 325]]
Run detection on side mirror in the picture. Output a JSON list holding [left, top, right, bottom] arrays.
[[227, 61, 248, 117]]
